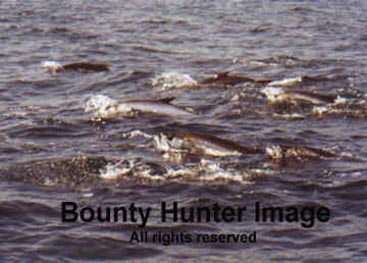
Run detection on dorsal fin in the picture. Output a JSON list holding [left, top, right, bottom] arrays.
[[157, 97, 175, 103], [217, 71, 230, 78]]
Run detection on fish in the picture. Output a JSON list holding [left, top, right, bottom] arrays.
[[262, 87, 337, 105], [281, 90, 337, 105], [154, 132, 263, 157], [85, 95, 195, 120], [199, 72, 271, 86], [41, 61, 110, 74], [266, 145, 338, 162]]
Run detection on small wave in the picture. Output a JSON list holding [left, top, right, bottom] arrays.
[[151, 72, 198, 91], [121, 130, 154, 140], [164, 159, 277, 184], [272, 113, 305, 120], [164, 161, 252, 184], [233, 55, 300, 67], [98, 158, 255, 183], [133, 45, 193, 54]]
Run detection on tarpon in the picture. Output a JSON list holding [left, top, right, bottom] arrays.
[[199, 72, 271, 86], [281, 90, 337, 105], [266, 145, 338, 161], [262, 87, 337, 105], [154, 132, 263, 157], [41, 61, 110, 74], [86, 95, 196, 120]]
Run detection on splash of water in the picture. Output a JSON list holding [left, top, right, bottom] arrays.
[[151, 72, 197, 91]]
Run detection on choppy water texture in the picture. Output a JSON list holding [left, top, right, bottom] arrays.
[[1, 1, 367, 262]]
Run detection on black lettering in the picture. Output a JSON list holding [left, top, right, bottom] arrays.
[[129, 203, 137, 222], [139, 207, 151, 228], [317, 207, 330, 222], [248, 231, 256, 243], [61, 202, 78, 222], [197, 207, 211, 222], [113, 207, 127, 222], [80, 207, 94, 222], [212, 204, 221, 222], [300, 207, 315, 228], [255, 202, 260, 222], [262, 206, 283, 222], [130, 231, 140, 243], [285, 206, 299, 222], [161, 202, 178, 222], [181, 207, 194, 223], [222, 207, 235, 222], [97, 207, 111, 222]]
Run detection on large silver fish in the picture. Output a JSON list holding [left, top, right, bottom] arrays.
[[266, 145, 338, 161], [42, 61, 110, 74], [199, 72, 270, 86], [86, 95, 196, 120], [154, 132, 263, 157], [262, 87, 337, 105]]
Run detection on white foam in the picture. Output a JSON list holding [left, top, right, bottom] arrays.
[[121, 130, 154, 140], [41, 60, 62, 73], [166, 166, 194, 179], [197, 159, 251, 183], [85, 94, 117, 112], [85, 94, 119, 120], [267, 76, 302, 87], [266, 145, 284, 160], [272, 113, 305, 120], [261, 86, 285, 102], [164, 164, 246, 182], [97, 157, 270, 183], [151, 72, 197, 91], [334, 96, 347, 105], [99, 159, 167, 181], [154, 133, 171, 153], [99, 163, 129, 180], [153, 133, 188, 154], [158, 157, 248, 182], [312, 106, 329, 116], [200, 170, 245, 182]]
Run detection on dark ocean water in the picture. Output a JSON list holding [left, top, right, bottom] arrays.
[[1, 1, 367, 262]]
